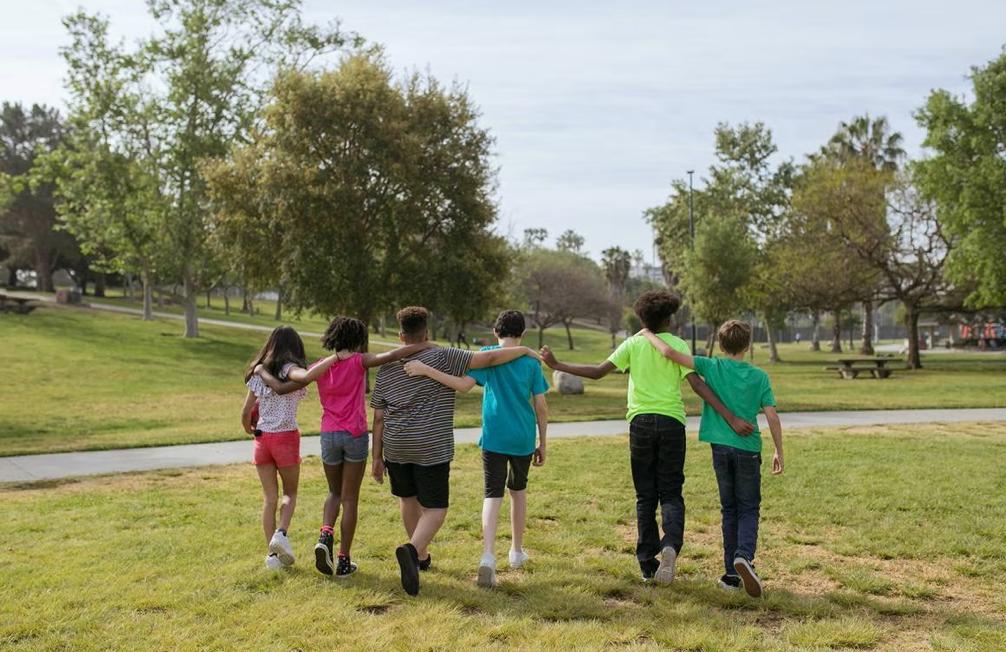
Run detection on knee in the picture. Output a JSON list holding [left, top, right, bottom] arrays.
[[263, 495, 279, 510]]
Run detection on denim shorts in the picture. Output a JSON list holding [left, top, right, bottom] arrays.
[[320, 431, 369, 465]]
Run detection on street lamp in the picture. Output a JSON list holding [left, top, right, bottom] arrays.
[[687, 169, 696, 354]]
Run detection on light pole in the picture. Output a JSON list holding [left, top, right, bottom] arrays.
[[687, 169, 696, 354]]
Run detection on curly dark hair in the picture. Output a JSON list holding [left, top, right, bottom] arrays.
[[633, 290, 681, 331], [494, 310, 526, 338], [396, 306, 429, 339], [321, 316, 369, 352]]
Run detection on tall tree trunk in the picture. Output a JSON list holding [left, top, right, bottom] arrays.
[[6, 265, 16, 287], [94, 272, 106, 298], [830, 310, 843, 353], [35, 250, 54, 292], [905, 304, 922, 369], [242, 286, 250, 314], [182, 272, 199, 338], [766, 323, 781, 363], [141, 268, 153, 321], [859, 301, 875, 354], [223, 288, 230, 316], [274, 286, 283, 322], [563, 319, 575, 350], [706, 324, 716, 356], [810, 310, 821, 351], [538, 325, 545, 349]]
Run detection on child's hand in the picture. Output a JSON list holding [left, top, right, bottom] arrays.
[[403, 360, 430, 377], [533, 445, 546, 467], [372, 458, 385, 483], [772, 452, 784, 475], [254, 364, 264, 376], [539, 346, 557, 367], [523, 346, 542, 361], [730, 417, 755, 436], [635, 328, 650, 337]]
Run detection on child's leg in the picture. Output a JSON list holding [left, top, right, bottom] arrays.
[[733, 451, 762, 564], [711, 445, 738, 576], [322, 463, 344, 529], [482, 450, 507, 557], [257, 464, 280, 545], [411, 507, 447, 560], [338, 460, 366, 555], [654, 417, 687, 554], [400, 496, 422, 539], [628, 416, 661, 570], [506, 454, 533, 553], [276, 464, 300, 533]]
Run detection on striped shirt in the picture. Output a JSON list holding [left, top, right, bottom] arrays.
[[370, 347, 473, 466]]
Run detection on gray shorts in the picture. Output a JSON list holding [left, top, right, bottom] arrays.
[[320, 431, 369, 465]]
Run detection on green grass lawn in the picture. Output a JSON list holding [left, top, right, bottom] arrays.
[[2, 304, 1006, 455], [3, 423, 1005, 650]]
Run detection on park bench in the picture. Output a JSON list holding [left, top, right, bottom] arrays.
[[0, 293, 37, 315], [824, 357, 898, 380]]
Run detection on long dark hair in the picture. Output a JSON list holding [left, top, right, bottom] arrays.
[[321, 316, 369, 352], [245, 326, 307, 382]]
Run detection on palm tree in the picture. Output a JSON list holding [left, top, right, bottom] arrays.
[[823, 114, 905, 354]]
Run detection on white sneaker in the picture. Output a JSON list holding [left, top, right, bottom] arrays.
[[269, 530, 295, 566], [477, 553, 497, 588], [654, 546, 677, 584], [265, 553, 284, 571], [508, 548, 529, 569]]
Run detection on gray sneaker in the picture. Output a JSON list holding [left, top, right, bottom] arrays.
[[733, 557, 763, 598], [654, 546, 677, 584]]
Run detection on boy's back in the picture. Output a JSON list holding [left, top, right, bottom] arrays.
[[467, 345, 549, 456], [693, 357, 775, 452], [608, 333, 693, 423], [371, 347, 473, 465]]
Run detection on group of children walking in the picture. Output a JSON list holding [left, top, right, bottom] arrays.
[[240, 290, 783, 599]]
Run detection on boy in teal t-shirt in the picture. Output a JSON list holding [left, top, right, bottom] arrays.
[[640, 320, 784, 598], [404, 310, 548, 588]]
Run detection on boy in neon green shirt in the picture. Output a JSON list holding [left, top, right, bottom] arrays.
[[541, 290, 753, 584], [640, 319, 784, 597]]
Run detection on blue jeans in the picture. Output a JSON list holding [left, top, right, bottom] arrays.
[[629, 414, 687, 571], [711, 444, 762, 575]]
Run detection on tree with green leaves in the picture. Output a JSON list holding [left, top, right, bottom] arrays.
[[205, 52, 505, 331], [556, 229, 585, 254], [601, 246, 632, 347], [520, 248, 609, 349], [522, 228, 549, 249], [822, 114, 905, 353], [0, 103, 79, 292], [59, 0, 347, 336], [915, 48, 1006, 308]]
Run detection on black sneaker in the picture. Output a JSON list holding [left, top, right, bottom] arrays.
[[718, 574, 742, 590], [733, 557, 763, 598], [640, 558, 659, 583], [395, 543, 421, 596], [335, 555, 357, 578], [314, 531, 334, 576], [418, 554, 432, 572]]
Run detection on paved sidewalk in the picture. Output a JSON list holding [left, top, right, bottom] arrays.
[[2, 409, 1004, 484]]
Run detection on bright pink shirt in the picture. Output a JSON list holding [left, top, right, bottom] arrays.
[[316, 353, 368, 436]]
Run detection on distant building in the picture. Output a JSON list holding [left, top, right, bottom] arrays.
[[630, 263, 664, 284]]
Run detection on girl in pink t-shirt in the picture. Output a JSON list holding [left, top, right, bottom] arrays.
[[258, 316, 431, 577]]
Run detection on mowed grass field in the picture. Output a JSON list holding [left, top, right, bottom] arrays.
[[2, 304, 1006, 455], [3, 424, 1006, 651]]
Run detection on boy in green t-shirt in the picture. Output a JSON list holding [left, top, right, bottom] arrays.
[[541, 291, 754, 584], [640, 320, 783, 598]]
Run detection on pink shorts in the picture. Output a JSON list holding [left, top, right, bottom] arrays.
[[253, 430, 302, 468]]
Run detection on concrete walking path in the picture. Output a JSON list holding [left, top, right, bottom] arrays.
[[2, 409, 1005, 484]]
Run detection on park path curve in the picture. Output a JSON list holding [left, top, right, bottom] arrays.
[[2, 409, 1005, 484]]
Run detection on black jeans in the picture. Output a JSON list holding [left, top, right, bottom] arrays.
[[629, 414, 686, 570], [711, 444, 761, 575]]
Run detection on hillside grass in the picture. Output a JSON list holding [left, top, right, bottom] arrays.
[[1, 304, 1004, 456], [2, 424, 1005, 650]]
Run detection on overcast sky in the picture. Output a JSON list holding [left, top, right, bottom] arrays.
[[2, 1, 1004, 260]]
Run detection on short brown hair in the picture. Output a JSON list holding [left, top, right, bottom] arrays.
[[717, 320, 752, 355], [633, 290, 681, 331], [396, 306, 429, 338]]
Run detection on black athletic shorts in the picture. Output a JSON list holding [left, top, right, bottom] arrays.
[[384, 460, 450, 509], [482, 450, 533, 498]]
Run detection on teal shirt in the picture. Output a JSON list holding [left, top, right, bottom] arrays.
[[467, 345, 549, 456], [693, 356, 776, 453]]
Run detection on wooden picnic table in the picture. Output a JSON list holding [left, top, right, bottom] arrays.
[[826, 357, 898, 380], [0, 293, 37, 315]]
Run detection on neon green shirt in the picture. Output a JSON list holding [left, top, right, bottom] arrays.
[[607, 333, 693, 424], [693, 356, 776, 453]]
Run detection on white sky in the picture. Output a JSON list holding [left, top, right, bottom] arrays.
[[2, 0, 1004, 260]]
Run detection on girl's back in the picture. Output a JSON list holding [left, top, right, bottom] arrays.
[[248, 363, 307, 432], [316, 353, 368, 436]]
